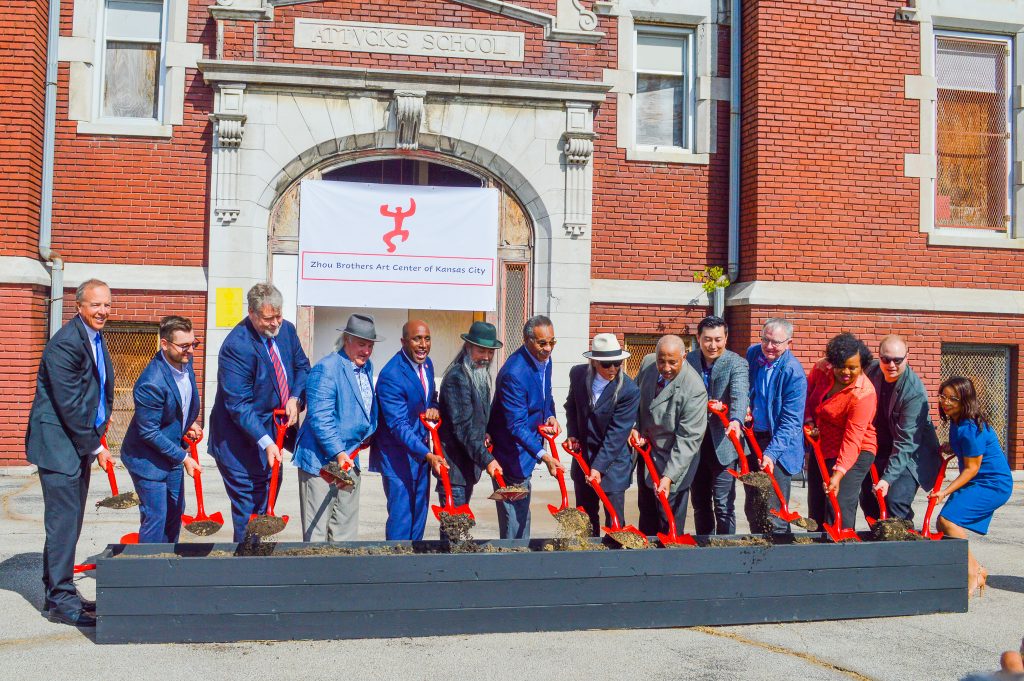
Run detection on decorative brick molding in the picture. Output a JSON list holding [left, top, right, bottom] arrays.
[[393, 91, 425, 151], [211, 84, 247, 225]]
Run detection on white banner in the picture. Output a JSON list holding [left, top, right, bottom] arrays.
[[297, 180, 499, 310]]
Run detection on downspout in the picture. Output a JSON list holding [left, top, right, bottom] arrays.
[[41, 0, 64, 337], [726, 0, 742, 284]]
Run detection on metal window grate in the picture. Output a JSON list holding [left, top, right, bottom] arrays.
[[939, 343, 1011, 452], [104, 323, 159, 456], [935, 34, 1011, 232], [623, 334, 696, 378], [499, 263, 529, 365]]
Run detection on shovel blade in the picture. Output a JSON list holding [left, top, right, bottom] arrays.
[[488, 487, 529, 503], [246, 513, 287, 538], [770, 508, 801, 522], [120, 532, 139, 544], [726, 470, 742, 480], [547, 504, 561, 516], [431, 504, 444, 521], [605, 526, 648, 549], [657, 532, 698, 547]]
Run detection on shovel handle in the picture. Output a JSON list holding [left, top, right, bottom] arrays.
[[742, 425, 799, 517], [709, 401, 750, 475], [183, 433, 207, 517], [630, 434, 678, 535], [272, 408, 289, 450], [921, 453, 955, 538], [98, 434, 119, 495], [804, 426, 845, 531], [493, 470, 508, 488], [562, 441, 622, 530], [537, 425, 568, 510], [868, 463, 888, 520]]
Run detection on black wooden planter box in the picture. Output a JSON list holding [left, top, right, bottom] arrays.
[[95, 535, 967, 644]]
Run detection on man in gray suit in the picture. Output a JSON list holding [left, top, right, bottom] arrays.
[[632, 335, 708, 536], [862, 334, 940, 521], [686, 316, 749, 535], [25, 278, 115, 628]]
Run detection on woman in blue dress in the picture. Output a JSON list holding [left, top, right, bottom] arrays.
[[931, 376, 1013, 596]]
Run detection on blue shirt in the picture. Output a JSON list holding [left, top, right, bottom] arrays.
[[526, 351, 549, 397], [752, 356, 781, 432], [161, 353, 192, 431]]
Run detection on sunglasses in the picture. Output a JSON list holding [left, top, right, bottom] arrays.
[[880, 355, 906, 365], [599, 360, 623, 369]]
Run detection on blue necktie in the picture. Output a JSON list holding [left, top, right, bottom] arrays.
[[94, 334, 106, 428]]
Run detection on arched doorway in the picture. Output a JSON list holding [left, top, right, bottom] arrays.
[[267, 154, 534, 372]]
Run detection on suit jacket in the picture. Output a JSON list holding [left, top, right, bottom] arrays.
[[26, 315, 114, 475], [635, 353, 708, 492], [746, 345, 807, 475], [208, 317, 310, 477], [121, 352, 201, 481], [293, 351, 378, 477], [438, 363, 493, 488], [865, 360, 940, 486], [370, 351, 438, 480], [487, 345, 556, 482], [685, 349, 750, 465], [564, 364, 640, 493]]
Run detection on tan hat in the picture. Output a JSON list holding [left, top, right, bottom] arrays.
[[582, 333, 630, 361]]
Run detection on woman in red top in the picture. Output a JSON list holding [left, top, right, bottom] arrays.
[[805, 332, 878, 531]]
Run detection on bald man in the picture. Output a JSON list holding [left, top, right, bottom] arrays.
[[370, 320, 444, 540]]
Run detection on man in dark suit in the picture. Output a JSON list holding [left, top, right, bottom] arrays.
[[209, 283, 310, 542], [632, 335, 708, 536], [120, 315, 203, 543], [371, 319, 445, 541], [26, 278, 114, 627], [565, 333, 640, 536], [862, 334, 940, 521], [686, 316, 749, 535], [488, 315, 563, 539], [437, 321, 503, 512]]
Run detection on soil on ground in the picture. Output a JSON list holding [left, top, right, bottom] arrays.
[[706, 535, 772, 548], [607, 530, 648, 549], [245, 515, 286, 538], [182, 519, 223, 536], [96, 492, 140, 509], [490, 484, 529, 501], [870, 518, 925, 542], [741, 472, 775, 535]]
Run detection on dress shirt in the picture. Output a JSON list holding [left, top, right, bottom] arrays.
[[81, 318, 106, 455], [805, 359, 878, 474], [161, 353, 192, 431], [591, 373, 610, 406], [403, 350, 430, 403], [752, 357, 780, 432]]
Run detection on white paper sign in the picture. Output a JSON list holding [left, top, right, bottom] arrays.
[[298, 181, 499, 311]]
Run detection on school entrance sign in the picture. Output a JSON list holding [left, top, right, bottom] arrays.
[[297, 180, 499, 310]]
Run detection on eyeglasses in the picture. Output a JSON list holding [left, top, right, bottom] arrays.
[[760, 336, 791, 348], [937, 394, 960, 403], [531, 339, 557, 349], [880, 355, 906, 366], [599, 360, 623, 369], [168, 340, 202, 352]]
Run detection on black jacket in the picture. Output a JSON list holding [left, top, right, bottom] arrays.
[[438, 363, 493, 488]]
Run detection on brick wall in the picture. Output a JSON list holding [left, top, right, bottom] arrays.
[[0, 286, 49, 465]]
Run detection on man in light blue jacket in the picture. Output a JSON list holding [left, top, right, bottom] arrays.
[[293, 314, 380, 542]]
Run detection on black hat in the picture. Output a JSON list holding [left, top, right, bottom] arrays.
[[461, 321, 503, 349]]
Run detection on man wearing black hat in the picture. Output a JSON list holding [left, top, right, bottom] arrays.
[[437, 322, 504, 516]]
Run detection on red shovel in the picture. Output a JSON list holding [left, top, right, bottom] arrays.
[[420, 414, 475, 523], [245, 409, 289, 538], [181, 432, 224, 536], [707, 401, 760, 486], [803, 426, 860, 542], [485, 444, 529, 503], [319, 442, 367, 490], [628, 434, 697, 547], [91, 434, 140, 544], [536, 425, 587, 520], [561, 441, 647, 548], [921, 453, 956, 540], [740, 423, 816, 531], [864, 463, 889, 527]]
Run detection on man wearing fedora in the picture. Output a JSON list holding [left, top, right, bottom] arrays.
[[564, 333, 641, 536], [292, 314, 380, 542], [437, 321, 503, 515], [371, 319, 445, 541]]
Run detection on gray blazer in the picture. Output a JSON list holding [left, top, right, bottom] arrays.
[[685, 349, 750, 465], [865, 361, 940, 485], [635, 353, 708, 492]]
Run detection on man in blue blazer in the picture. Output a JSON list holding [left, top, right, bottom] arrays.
[[293, 314, 380, 542], [370, 319, 445, 541], [745, 318, 807, 536], [25, 279, 114, 628], [487, 315, 563, 539], [121, 315, 203, 543], [209, 283, 310, 542]]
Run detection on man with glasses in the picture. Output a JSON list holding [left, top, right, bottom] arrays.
[[121, 316, 203, 543], [862, 334, 940, 521], [487, 315, 563, 539], [745, 318, 807, 536]]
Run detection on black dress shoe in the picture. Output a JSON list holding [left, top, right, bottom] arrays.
[[43, 593, 96, 613], [47, 608, 96, 628]]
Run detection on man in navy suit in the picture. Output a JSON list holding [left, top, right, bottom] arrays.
[[487, 315, 563, 540], [209, 283, 310, 542], [121, 316, 203, 543], [371, 320, 445, 541], [26, 278, 114, 627]]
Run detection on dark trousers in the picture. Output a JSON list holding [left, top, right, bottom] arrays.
[[859, 462, 919, 522], [637, 483, 689, 537], [382, 466, 431, 541], [742, 431, 795, 536], [130, 467, 185, 543], [807, 451, 873, 531], [691, 436, 737, 535], [39, 457, 92, 613], [574, 480, 627, 537], [217, 461, 275, 543]]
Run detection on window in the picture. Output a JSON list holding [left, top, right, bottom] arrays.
[[940, 344, 1012, 455], [100, 0, 165, 122], [634, 27, 694, 151], [103, 323, 160, 456], [623, 333, 695, 378], [934, 33, 1012, 234]]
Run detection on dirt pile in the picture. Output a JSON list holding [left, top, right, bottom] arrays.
[[183, 519, 222, 536], [439, 512, 479, 553], [870, 518, 924, 542], [320, 461, 355, 488], [245, 515, 286, 538], [96, 492, 140, 510]]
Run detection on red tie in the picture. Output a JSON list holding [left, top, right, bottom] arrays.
[[267, 338, 290, 406], [418, 363, 428, 401]]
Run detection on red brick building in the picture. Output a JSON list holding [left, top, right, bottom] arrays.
[[2, 0, 1021, 469]]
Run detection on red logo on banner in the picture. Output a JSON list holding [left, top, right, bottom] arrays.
[[380, 198, 417, 253]]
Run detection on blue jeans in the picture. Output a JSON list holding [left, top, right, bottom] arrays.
[[860, 462, 918, 521], [691, 437, 737, 535], [130, 467, 185, 543], [493, 477, 532, 540]]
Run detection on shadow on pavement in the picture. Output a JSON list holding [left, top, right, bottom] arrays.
[[987, 574, 1024, 594], [0, 552, 45, 611]]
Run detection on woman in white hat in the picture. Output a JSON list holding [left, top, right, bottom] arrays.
[[564, 333, 642, 536]]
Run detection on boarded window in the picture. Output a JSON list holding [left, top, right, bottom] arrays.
[[940, 344, 1012, 454], [104, 323, 160, 456], [102, 0, 163, 119], [934, 34, 1011, 232], [635, 28, 693, 149]]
